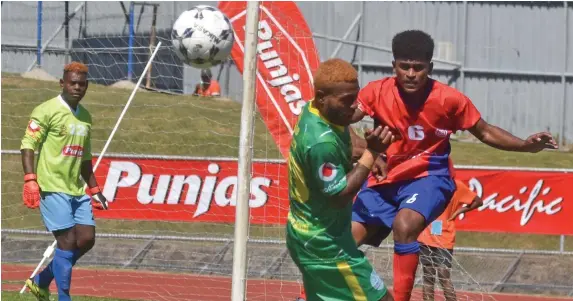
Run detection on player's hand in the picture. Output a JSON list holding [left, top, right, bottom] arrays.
[[371, 156, 387, 182], [447, 210, 463, 222], [91, 193, 108, 210], [22, 175, 41, 209], [522, 132, 558, 153], [448, 206, 471, 221], [364, 126, 396, 154], [88, 187, 108, 210]]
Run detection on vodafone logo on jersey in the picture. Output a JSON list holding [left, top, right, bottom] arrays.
[[318, 163, 338, 182], [218, 1, 321, 159]]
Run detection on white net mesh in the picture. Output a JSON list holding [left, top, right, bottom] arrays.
[[1, 2, 278, 300], [2, 1, 572, 301]]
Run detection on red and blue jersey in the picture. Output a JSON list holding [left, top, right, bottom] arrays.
[[357, 77, 481, 187]]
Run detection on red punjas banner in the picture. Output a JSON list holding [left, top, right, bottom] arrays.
[[93, 156, 573, 236], [218, 1, 321, 159]]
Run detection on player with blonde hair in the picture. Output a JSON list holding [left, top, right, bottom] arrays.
[[287, 58, 396, 301], [22, 62, 108, 301]]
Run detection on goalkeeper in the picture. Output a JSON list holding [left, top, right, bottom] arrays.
[[287, 58, 396, 301], [21, 62, 108, 301]]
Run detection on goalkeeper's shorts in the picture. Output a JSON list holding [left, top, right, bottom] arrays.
[[287, 237, 388, 301], [40, 192, 95, 232]]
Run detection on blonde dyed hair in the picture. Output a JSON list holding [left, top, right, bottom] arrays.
[[313, 58, 358, 93]]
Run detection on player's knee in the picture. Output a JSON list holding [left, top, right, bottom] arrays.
[[393, 209, 425, 243], [351, 221, 368, 246], [54, 228, 77, 250], [392, 219, 418, 243], [77, 236, 95, 252], [75, 225, 95, 252]]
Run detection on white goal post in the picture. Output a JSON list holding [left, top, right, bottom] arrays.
[[231, 2, 261, 301]]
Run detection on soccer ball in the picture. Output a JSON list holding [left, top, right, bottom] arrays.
[[171, 5, 234, 69]]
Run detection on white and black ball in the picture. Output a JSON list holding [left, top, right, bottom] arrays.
[[171, 5, 234, 69]]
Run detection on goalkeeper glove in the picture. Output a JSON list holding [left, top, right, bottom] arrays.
[[23, 174, 41, 209], [88, 186, 108, 210]]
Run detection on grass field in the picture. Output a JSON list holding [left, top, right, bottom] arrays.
[[2, 74, 573, 251]]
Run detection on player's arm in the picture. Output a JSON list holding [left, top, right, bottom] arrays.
[[452, 94, 558, 153], [80, 160, 99, 191], [448, 196, 483, 221], [468, 118, 558, 152], [350, 81, 383, 158], [21, 150, 35, 175], [349, 128, 366, 162], [351, 82, 377, 124], [20, 110, 49, 209], [311, 127, 395, 208], [351, 108, 367, 124], [342, 127, 395, 204], [447, 180, 484, 221], [80, 136, 108, 210]]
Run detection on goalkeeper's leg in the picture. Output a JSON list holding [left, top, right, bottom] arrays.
[[31, 193, 96, 301], [72, 194, 97, 259]]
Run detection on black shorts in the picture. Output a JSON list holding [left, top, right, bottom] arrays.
[[419, 244, 454, 269]]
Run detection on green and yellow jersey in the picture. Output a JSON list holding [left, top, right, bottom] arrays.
[[286, 100, 357, 264]]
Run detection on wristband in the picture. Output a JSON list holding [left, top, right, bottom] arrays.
[[89, 186, 101, 195], [24, 173, 37, 182], [357, 149, 378, 170]]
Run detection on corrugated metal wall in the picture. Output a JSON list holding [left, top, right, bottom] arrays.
[[2, 1, 571, 143]]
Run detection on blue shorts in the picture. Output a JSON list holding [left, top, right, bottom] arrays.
[[40, 192, 95, 232], [352, 176, 455, 245]]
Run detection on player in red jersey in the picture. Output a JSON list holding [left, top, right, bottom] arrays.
[[349, 30, 558, 301]]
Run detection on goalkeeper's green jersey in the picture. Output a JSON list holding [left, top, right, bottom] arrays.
[[21, 95, 93, 196], [286, 101, 356, 264]]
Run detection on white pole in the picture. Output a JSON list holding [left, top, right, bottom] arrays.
[[231, 2, 260, 301], [20, 42, 163, 294]]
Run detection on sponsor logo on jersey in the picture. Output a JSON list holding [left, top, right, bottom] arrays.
[[370, 270, 385, 291], [435, 128, 449, 138], [407, 125, 425, 140], [318, 163, 337, 182], [62, 145, 84, 157]]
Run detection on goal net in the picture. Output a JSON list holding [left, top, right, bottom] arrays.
[[2, 2, 281, 300], [1, 1, 550, 301]]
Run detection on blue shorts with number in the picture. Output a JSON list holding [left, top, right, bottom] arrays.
[[40, 192, 95, 232], [351, 176, 455, 246]]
